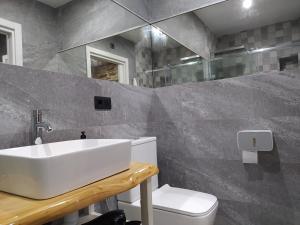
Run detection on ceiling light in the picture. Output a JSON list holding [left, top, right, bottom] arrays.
[[180, 55, 200, 61], [151, 27, 166, 40], [242, 0, 252, 9], [150, 26, 167, 45]]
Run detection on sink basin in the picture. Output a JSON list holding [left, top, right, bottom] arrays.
[[0, 139, 131, 199]]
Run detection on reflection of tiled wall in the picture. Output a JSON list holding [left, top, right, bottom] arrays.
[[217, 18, 300, 50], [134, 39, 153, 87], [153, 62, 204, 87], [133, 42, 205, 87], [211, 54, 256, 79], [152, 46, 204, 87], [214, 18, 300, 77], [153, 46, 194, 67], [155, 12, 216, 59]]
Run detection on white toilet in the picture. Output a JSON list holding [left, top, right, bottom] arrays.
[[117, 137, 218, 225]]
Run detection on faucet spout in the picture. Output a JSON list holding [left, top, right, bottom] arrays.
[[32, 110, 53, 144], [37, 122, 53, 132]]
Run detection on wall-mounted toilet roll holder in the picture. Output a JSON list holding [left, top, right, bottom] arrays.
[[237, 130, 273, 164]]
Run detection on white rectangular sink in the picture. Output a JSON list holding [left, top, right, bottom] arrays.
[[0, 139, 131, 199]]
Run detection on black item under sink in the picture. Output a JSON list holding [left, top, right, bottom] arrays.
[[125, 221, 141, 225], [82, 210, 142, 225], [83, 210, 126, 225]]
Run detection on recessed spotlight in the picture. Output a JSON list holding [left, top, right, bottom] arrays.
[[151, 26, 167, 44], [242, 0, 252, 9]]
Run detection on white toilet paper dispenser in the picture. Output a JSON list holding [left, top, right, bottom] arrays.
[[237, 130, 273, 164]]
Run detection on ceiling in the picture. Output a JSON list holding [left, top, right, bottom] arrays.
[[37, 0, 73, 8], [194, 0, 300, 36]]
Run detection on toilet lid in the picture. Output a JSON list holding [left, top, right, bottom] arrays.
[[152, 185, 218, 217]]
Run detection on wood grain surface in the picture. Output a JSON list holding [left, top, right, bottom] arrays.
[[0, 162, 159, 225]]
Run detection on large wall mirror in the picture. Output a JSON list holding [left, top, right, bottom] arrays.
[[0, 0, 299, 88], [57, 25, 205, 88]]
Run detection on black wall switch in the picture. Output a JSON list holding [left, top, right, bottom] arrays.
[[94, 96, 112, 110]]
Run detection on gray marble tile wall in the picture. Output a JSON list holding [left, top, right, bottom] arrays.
[[153, 71, 300, 225], [0, 0, 59, 70], [0, 63, 153, 150], [57, 0, 147, 51], [0, 63, 299, 225]]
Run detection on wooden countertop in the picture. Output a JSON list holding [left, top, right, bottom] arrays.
[[0, 162, 159, 225]]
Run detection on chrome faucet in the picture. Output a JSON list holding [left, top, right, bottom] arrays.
[[32, 109, 53, 144]]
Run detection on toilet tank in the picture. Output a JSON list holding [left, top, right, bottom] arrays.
[[117, 137, 158, 203]]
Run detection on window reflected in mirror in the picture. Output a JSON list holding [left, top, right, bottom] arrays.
[[59, 25, 203, 88], [90, 56, 119, 81], [0, 33, 8, 63]]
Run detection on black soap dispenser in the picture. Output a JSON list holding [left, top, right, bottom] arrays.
[[80, 131, 87, 139]]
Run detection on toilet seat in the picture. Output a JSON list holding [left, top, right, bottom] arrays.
[[151, 184, 218, 217], [120, 184, 218, 225], [130, 184, 218, 218]]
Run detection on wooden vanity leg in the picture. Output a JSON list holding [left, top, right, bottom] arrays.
[[140, 178, 153, 225]]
